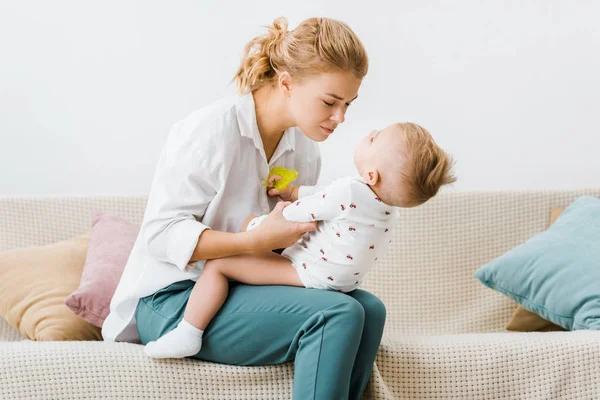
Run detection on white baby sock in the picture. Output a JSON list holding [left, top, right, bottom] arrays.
[[144, 318, 204, 359]]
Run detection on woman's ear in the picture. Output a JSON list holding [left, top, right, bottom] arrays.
[[362, 169, 379, 185], [278, 72, 293, 97]]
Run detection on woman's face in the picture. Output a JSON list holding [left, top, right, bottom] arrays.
[[286, 71, 362, 142]]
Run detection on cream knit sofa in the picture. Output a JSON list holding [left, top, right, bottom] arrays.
[[2, 189, 600, 399]]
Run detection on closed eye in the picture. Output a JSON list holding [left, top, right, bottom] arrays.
[[325, 92, 359, 106]]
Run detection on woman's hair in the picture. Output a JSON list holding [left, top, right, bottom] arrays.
[[233, 17, 368, 93]]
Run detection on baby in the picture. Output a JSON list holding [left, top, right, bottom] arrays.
[[144, 122, 456, 358]]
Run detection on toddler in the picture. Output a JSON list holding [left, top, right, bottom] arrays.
[[144, 122, 456, 358]]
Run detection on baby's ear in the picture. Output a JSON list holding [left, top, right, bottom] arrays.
[[362, 169, 379, 185]]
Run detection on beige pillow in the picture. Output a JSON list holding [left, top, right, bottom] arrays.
[[0, 234, 102, 340], [506, 207, 566, 332]]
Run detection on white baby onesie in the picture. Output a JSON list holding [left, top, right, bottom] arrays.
[[247, 176, 400, 292]]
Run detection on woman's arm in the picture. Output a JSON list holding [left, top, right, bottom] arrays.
[[190, 201, 317, 262], [142, 122, 218, 271], [189, 229, 255, 262]]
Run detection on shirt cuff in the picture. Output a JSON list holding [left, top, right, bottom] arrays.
[[167, 219, 210, 271]]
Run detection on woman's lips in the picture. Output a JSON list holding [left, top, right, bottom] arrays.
[[321, 126, 334, 135]]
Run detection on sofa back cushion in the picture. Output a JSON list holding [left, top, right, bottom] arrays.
[[2, 190, 600, 336]]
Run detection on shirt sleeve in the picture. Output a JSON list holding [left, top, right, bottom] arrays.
[[142, 121, 219, 271], [297, 184, 324, 198], [282, 179, 350, 223]]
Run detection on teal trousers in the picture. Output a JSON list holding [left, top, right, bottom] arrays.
[[136, 280, 386, 399]]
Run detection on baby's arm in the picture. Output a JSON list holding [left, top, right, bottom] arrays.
[[282, 180, 349, 223], [267, 174, 325, 203], [245, 179, 349, 230]]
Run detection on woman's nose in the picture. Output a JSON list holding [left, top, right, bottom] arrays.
[[330, 108, 346, 124]]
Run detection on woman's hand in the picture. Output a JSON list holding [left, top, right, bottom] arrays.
[[248, 201, 316, 252], [267, 175, 298, 202]]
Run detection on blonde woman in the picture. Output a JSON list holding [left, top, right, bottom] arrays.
[[103, 17, 383, 399]]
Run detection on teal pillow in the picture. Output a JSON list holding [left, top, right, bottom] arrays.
[[473, 195, 600, 330]]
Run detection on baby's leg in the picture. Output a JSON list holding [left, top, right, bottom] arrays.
[[186, 252, 302, 327], [144, 252, 302, 359]]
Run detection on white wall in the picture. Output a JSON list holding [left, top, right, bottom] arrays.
[[1, 0, 599, 195]]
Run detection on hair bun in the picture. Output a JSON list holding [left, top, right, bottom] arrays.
[[267, 17, 288, 46]]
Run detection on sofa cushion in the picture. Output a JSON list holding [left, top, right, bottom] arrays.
[[474, 195, 600, 331], [65, 211, 138, 327], [505, 207, 565, 332], [0, 234, 102, 340], [506, 305, 565, 332]]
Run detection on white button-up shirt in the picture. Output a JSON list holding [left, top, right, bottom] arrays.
[[102, 93, 321, 342]]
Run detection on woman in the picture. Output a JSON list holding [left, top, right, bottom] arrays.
[[102, 16, 386, 399]]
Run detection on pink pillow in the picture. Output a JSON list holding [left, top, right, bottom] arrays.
[[65, 211, 139, 328]]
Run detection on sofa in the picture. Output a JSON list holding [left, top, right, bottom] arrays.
[[1, 189, 600, 399]]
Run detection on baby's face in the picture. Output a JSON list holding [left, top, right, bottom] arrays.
[[353, 124, 406, 177]]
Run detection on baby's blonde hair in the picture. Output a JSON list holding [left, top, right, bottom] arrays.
[[233, 17, 368, 94], [379, 123, 456, 207], [400, 123, 456, 206]]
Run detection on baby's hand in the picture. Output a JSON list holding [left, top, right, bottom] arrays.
[[266, 167, 298, 190], [267, 175, 297, 202]]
